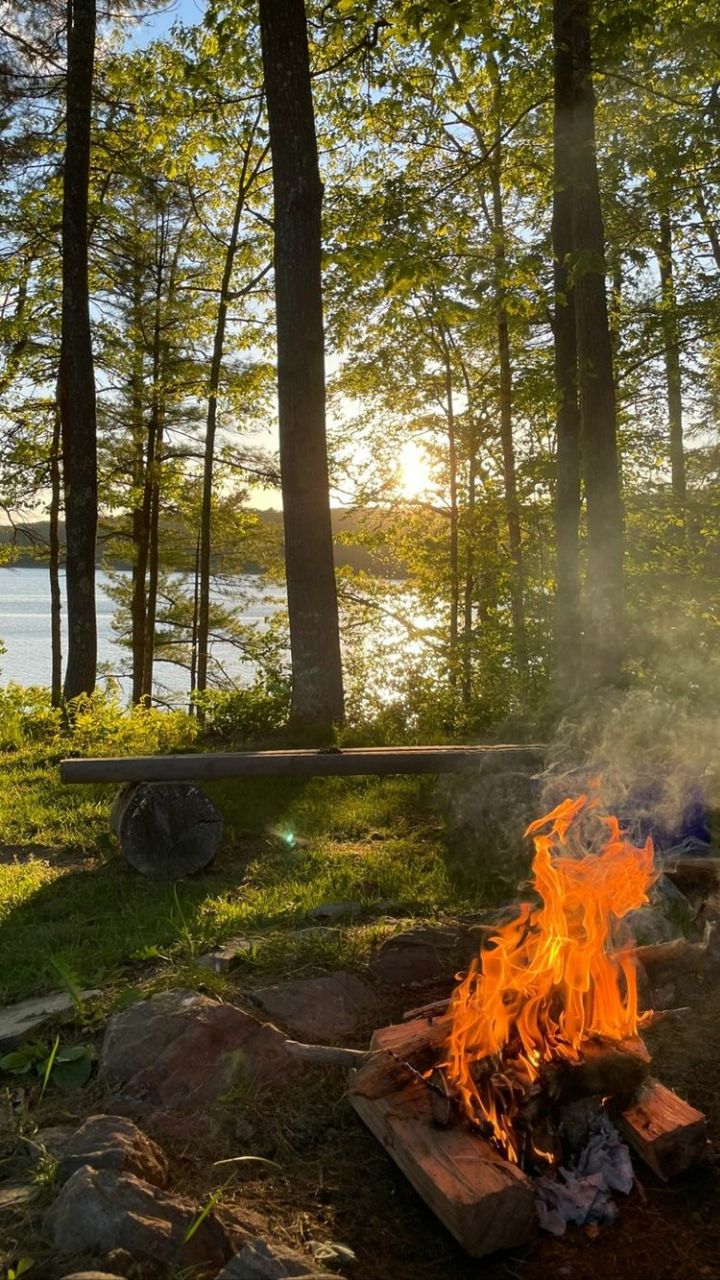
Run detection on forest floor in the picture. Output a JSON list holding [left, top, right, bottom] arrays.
[[0, 745, 719, 1279]]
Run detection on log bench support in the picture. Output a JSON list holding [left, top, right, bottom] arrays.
[[61, 745, 543, 876]]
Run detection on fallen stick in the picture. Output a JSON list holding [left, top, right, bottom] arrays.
[[285, 1040, 373, 1067]]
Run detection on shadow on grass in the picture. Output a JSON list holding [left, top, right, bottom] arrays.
[[0, 773, 467, 1004]]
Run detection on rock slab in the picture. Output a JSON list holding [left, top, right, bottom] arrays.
[[369, 926, 473, 986], [101, 989, 293, 1113], [45, 1167, 241, 1271], [250, 971, 377, 1041], [218, 1236, 326, 1278], [0, 988, 102, 1051], [59, 1114, 169, 1187]]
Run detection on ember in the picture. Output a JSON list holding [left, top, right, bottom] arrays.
[[444, 794, 656, 1162]]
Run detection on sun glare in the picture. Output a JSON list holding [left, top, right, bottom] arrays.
[[398, 440, 431, 499]]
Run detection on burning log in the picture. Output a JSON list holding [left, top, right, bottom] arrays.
[[635, 922, 720, 988], [350, 1076, 536, 1258], [547, 1034, 651, 1105], [351, 1018, 450, 1101], [615, 1079, 708, 1180]]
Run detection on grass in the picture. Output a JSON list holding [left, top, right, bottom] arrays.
[[0, 745, 495, 1005]]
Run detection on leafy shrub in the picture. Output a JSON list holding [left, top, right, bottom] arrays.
[[193, 674, 290, 743], [66, 689, 200, 757], [0, 684, 63, 751]]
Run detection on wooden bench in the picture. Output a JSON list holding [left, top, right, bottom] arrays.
[[61, 744, 544, 876]]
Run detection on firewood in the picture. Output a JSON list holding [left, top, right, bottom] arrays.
[[350, 1076, 536, 1258], [635, 922, 720, 987], [546, 1034, 651, 1105], [352, 1017, 451, 1100], [665, 856, 720, 891], [615, 1079, 708, 1179]]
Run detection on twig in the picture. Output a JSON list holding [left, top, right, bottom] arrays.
[[285, 1040, 373, 1067]]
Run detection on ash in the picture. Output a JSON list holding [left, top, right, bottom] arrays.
[[535, 1112, 634, 1236]]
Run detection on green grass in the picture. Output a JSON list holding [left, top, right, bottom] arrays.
[[0, 747, 496, 1005]]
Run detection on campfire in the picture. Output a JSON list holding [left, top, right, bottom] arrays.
[[350, 794, 709, 1257]]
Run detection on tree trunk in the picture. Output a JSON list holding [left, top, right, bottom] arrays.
[[196, 175, 247, 699], [130, 275, 150, 705], [60, 0, 97, 700], [658, 208, 686, 499], [440, 337, 459, 677], [567, 0, 624, 687], [139, 286, 164, 704], [49, 399, 63, 708], [552, 0, 582, 691], [696, 184, 720, 272], [190, 530, 200, 704], [489, 159, 527, 676], [258, 0, 344, 734]]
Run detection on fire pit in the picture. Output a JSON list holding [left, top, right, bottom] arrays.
[[350, 795, 709, 1257]]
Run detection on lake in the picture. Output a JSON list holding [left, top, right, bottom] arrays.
[[0, 567, 283, 700]]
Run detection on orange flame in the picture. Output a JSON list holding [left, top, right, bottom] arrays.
[[444, 795, 655, 1161]]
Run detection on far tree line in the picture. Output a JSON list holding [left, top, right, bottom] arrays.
[[1, 0, 718, 737]]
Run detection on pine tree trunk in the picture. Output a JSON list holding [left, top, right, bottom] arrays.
[[49, 400, 63, 708], [441, 339, 460, 676], [258, 0, 344, 734], [658, 208, 685, 499], [552, 0, 582, 691], [197, 176, 246, 699], [130, 281, 149, 705], [60, 0, 97, 700], [567, 0, 624, 686], [489, 161, 527, 676], [139, 295, 164, 704]]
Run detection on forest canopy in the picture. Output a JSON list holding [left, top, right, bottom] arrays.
[[1, 0, 719, 740]]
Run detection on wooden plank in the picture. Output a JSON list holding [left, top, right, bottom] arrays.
[[60, 744, 544, 785], [616, 1079, 708, 1180], [350, 1076, 536, 1258]]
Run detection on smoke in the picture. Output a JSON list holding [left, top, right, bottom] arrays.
[[540, 686, 720, 849]]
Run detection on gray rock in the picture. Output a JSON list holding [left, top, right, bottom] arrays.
[[101, 989, 294, 1114], [308, 901, 362, 922], [250, 971, 377, 1041], [197, 935, 259, 973], [101, 989, 206, 1088], [625, 906, 674, 945], [25, 1124, 74, 1164], [218, 1237, 325, 1278], [45, 1166, 241, 1270], [0, 1183, 33, 1213], [0, 988, 102, 1051], [59, 1274, 127, 1280], [59, 1114, 168, 1186], [59, 1273, 127, 1279], [369, 926, 469, 986]]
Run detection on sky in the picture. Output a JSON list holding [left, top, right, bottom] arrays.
[[128, 0, 202, 47]]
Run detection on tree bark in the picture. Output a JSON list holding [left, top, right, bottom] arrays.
[[567, 0, 624, 687], [49, 398, 63, 708], [439, 335, 459, 676], [658, 208, 685, 499], [129, 269, 150, 705], [60, 0, 97, 700], [196, 175, 247, 699], [258, 0, 344, 734], [484, 60, 526, 677], [552, 0, 582, 691]]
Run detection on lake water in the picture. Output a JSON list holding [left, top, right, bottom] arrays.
[[0, 567, 283, 700]]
